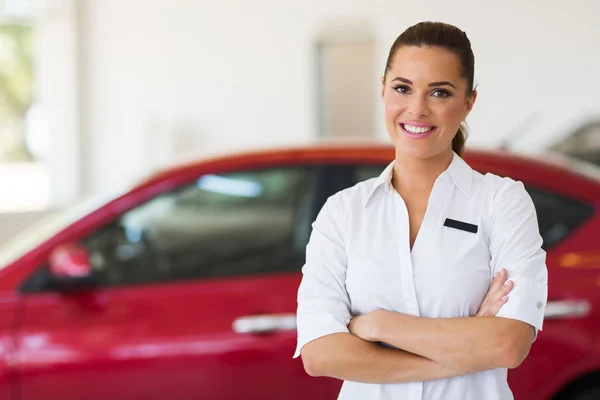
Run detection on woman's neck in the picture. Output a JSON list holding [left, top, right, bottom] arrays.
[[392, 150, 454, 197]]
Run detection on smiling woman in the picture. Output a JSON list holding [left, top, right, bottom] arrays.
[[295, 21, 548, 400], [381, 24, 476, 161]]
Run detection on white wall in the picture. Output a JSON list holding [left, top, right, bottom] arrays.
[[0, 210, 52, 246], [79, 0, 600, 196]]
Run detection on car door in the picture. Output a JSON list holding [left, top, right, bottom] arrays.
[[13, 164, 347, 400]]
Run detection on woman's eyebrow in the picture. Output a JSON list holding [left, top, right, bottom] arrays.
[[428, 81, 456, 89], [391, 77, 457, 90], [391, 77, 412, 84]]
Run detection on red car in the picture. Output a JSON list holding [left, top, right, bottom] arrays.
[[0, 143, 598, 400]]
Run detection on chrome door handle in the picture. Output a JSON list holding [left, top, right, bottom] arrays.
[[232, 313, 297, 334], [544, 300, 590, 319]]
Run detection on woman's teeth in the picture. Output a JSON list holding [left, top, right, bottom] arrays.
[[402, 124, 434, 134]]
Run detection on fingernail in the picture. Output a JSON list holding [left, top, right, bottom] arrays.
[[494, 272, 499, 278], [502, 295, 508, 301]]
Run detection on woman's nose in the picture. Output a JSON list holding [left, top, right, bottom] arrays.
[[406, 95, 430, 117]]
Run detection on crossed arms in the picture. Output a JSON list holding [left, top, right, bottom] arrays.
[[300, 270, 534, 384]]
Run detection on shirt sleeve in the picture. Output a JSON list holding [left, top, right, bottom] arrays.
[[293, 195, 352, 358], [489, 178, 548, 341]]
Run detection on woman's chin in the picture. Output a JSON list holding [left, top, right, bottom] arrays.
[[395, 142, 452, 161]]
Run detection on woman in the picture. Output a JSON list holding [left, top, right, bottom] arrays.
[[294, 21, 548, 399]]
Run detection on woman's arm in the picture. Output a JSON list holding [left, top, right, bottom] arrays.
[[350, 310, 534, 372], [301, 333, 466, 384], [348, 268, 524, 373], [303, 271, 513, 381], [301, 270, 512, 382]]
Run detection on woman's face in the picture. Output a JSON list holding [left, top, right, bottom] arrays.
[[382, 45, 476, 160]]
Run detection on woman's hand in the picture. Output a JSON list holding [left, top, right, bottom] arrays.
[[476, 268, 514, 317], [348, 309, 391, 342]]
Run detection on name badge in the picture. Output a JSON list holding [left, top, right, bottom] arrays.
[[444, 218, 478, 233]]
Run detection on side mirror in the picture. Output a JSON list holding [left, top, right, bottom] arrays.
[[48, 243, 96, 290]]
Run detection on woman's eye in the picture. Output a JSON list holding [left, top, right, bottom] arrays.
[[432, 89, 452, 98], [393, 85, 411, 94]]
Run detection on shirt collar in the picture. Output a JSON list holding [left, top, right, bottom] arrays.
[[364, 151, 473, 207], [446, 151, 473, 197], [364, 161, 395, 206]]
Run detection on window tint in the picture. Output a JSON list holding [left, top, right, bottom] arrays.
[[353, 165, 594, 250], [77, 167, 318, 287], [525, 187, 593, 249]]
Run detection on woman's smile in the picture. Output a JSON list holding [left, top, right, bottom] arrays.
[[399, 121, 438, 139]]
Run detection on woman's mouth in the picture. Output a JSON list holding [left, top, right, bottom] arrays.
[[400, 123, 437, 139]]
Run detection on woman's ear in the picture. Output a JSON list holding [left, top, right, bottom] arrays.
[[464, 90, 478, 119], [380, 76, 386, 99]]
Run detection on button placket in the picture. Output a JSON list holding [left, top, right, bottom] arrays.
[[393, 193, 424, 400], [393, 192, 421, 317]]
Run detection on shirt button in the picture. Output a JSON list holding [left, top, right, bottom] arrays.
[[536, 301, 544, 309]]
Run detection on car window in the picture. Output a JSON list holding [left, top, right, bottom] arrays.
[[354, 165, 594, 250], [76, 167, 319, 287], [525, 187, 593, 249], [19, 164, 365, 292]]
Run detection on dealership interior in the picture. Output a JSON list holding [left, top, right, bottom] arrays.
[[0, 1, 599, 399]]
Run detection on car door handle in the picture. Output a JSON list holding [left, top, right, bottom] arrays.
[[232, 313, 297, 334], [544, 300, 590, 319]]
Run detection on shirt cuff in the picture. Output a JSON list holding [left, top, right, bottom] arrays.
[[495, 277, 548, 340], [293, 311, 350, 358]]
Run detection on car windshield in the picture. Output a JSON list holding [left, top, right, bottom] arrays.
[[0, 186, 128, 269]]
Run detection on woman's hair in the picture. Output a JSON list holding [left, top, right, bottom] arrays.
[[384, 21, 475, 157]]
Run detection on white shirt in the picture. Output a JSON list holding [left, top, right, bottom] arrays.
[[294, 152, 548, 400]]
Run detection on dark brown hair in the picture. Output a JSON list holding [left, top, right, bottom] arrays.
[[384, 21, 475, 157]]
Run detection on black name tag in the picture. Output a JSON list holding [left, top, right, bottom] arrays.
[[444, 218, 478, 233]]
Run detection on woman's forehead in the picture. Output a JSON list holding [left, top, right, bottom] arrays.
[[389, 46, 463, 82]]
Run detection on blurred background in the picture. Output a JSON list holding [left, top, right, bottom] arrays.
[[0, 0, 598, 244], [1, 1, 600, 400]]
